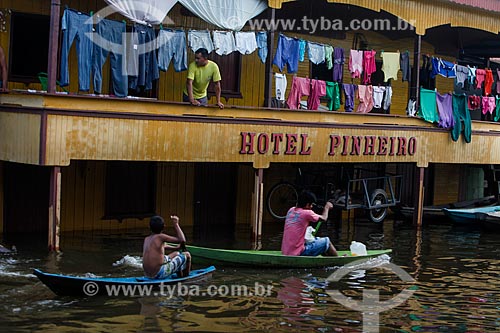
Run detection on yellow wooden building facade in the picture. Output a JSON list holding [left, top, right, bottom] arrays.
[[0, 0, 500, 250]]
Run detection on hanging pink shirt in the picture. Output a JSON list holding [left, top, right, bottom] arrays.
[[286, 76, 310, 110], [363, 50, 377, 84], [356, 85, 374, 113], [281, 207, 321, 256], [307, 79, 326, 110], [482, 96, 495, 115], [349, 50, 363, 79], [476, 69, 486, 89]]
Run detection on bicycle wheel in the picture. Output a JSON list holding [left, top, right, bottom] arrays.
[[267, 182, 298, 220], [368, 189, 388, 223]]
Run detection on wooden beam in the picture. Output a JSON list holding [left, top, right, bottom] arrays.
[[264, 8, 276, 108], [413, 166, 425, 227], [47, 0, 61, 94], [48, 166, 61, 251], [251, 168, 264, 249], [0, 161, 3, 234], [411, 34, 421, 102]]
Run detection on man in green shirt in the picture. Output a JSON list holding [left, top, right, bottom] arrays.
[[183, 48, 224, 109]]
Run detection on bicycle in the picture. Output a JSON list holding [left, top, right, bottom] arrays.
[[266, 166, 338, 220], [266, 166, 402, 223]]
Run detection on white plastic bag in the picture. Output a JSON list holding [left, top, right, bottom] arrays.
[[304, 226, 315, 243]]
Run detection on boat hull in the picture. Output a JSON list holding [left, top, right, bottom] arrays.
[[443, 205, 500, 224], [393, 196, 498, 220], [477, 211, 500, 231], [396, 205, 446, 219], [185, 245, 391, 268], [34, 266, 216, 296]]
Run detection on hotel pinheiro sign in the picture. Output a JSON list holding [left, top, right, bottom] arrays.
[[239, 132, 417, 157]]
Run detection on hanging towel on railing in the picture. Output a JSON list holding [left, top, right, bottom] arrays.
[[419, 87, 439, 123]]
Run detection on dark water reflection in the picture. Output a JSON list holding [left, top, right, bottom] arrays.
[[2, 218, 500, 332]]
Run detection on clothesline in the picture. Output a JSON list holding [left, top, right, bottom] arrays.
[[275, 74, 393, 114], [273, 33, 412, 85], [60, 7, 270, 96]]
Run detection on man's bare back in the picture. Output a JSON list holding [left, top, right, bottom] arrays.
[[142, 215, 191, 278], [142, 233, 171, 278]]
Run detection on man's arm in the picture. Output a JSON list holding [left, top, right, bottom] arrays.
[[0, 47, 7, 92], [214, 81, 224, 109], [163, 243, 183, 251], [186, 79, 200, 106], [317, 202, 333, 221], [160, 215, 186, 244]]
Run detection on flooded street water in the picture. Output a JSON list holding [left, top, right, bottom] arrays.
[[1, 218, 500, 332]]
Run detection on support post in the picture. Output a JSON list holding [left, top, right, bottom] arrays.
[[251, 168, 264, 249], [264, 8, 276, 107], [47, 0, 61, 94], [0, 162, 3, 234], [48, 167, 61, 251], [411, 34, 422, 104], [458, 165, 467, 201], [413, 167, 425, 227], [412, 223, 423, 279]]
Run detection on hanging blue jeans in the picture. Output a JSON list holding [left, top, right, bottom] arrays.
[[128, 24, 159, 91], [157, 29, 188, 72], [60, 9, 93, 91], [93, 18, 127, 97]]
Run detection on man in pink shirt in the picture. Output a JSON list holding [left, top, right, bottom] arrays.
[[281, 191, 339, 256]]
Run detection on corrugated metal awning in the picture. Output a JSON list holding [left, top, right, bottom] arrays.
[[269, 0, 500, 11], [447, 0, 500, 12], [267, 0, 500, 35]]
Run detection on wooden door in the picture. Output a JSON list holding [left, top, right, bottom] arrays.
[[193, 164, 237, 244], [3, 163, 49, 239]]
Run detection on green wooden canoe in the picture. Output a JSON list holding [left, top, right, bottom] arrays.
[[184, 245, 392, 268]]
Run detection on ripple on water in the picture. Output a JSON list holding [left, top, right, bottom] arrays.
[[2, 223, 500, 332], [112, 255, 143, 269]]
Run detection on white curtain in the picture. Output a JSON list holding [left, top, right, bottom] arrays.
[[179, 0, 268, 31], [104, 0, 179, 25]]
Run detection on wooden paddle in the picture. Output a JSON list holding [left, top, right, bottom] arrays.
[[312, 221, 322, 236], [312, 199, 334, 236]]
